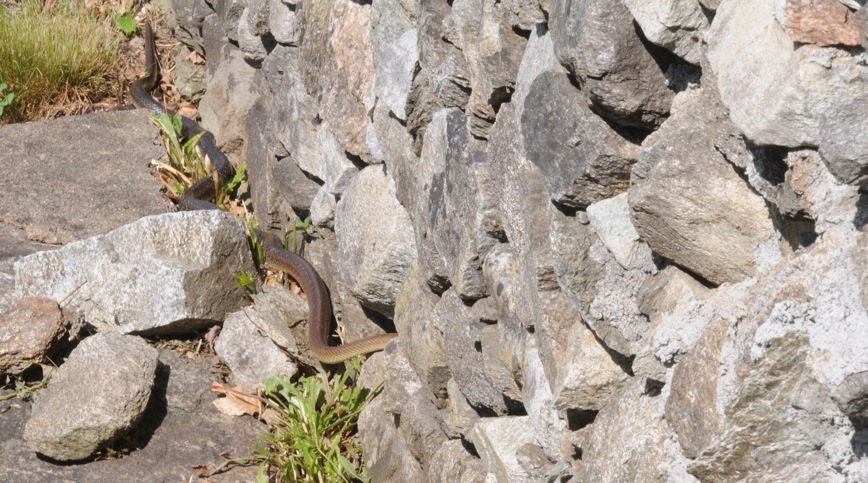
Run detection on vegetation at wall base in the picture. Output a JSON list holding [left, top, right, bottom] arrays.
[[0, 0, 121, 123]]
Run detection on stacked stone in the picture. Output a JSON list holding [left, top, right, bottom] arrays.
[[171, 0, 868, 480]]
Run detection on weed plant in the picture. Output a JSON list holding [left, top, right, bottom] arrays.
[[0, 0, 120, 122], [255, 359, 377, 483]]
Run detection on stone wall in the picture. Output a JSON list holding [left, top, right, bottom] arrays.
[[169, 0, 868, 480]]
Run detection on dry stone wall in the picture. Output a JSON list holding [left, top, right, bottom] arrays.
[[169, 0, 868, 480]]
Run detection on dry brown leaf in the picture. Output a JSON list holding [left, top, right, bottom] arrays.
[[211, 383, 262, 417], [177, 102, 199, 120], [185, 50, 207, 65]]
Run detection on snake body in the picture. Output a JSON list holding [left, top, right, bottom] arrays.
[[131, 23, 396, 363]]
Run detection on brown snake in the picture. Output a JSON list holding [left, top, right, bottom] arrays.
[[130, 22, 396, 363]]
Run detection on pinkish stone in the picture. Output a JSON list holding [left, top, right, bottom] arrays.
[[776, 0, 861, 47]]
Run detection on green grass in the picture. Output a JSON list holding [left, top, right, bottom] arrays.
[[254, 360, 377, 483], [0, 0, 121, 122]]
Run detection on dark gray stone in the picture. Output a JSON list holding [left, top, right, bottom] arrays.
[[0, 110, 168, 246], [549, 0, 674, 129], [520, 71, 639, 209], [819, 95, 868, 185]]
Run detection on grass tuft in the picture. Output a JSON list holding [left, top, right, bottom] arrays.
[[255, 359, 377, 482], [0, 0, 121, 122]]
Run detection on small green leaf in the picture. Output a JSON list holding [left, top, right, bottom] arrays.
[[113, 12, 136, 36]]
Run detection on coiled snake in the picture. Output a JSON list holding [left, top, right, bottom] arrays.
[[130, 22, 396, 363]]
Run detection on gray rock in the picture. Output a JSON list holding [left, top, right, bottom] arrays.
[[249, 284, 312, 366], [621, 0, 708, 64], [688, 335, 851, 482], [214, 307, 298, 391], [1, 346, 262, 481], [707, 0, 868, 148], [428, 439, 490, 483], [373, 29, 418, 121], [171, 45, 207, 104], [334, 165, 416, 317], [819, 93, 868, 185], [586, 193, 653, 271], [269, 0, 299, 45], [24, 334, 158, 461], [445, 378, 480, 436], [14, 211, 256, 335], [198, 40, 259, 164], [393, 261, 450, 399], [237, 6, 268, 64], [452, 0, 528, 138], [357, 347, 447, 482], [549, 0, 674, 129], [168, 0, 214, 54], [500, 0, 548, 30], [519, 68, 639, 208], [468, 416, 539, 483], [629, 86, 781, 285], [298, 0, 376, 159], [0, 110, 167, 246], [306, 127, 360, 228], [439, 287, 514, 413], [0, 297, 63, 374], [664, 318, 730, 458], [582, 379, 697, 482]]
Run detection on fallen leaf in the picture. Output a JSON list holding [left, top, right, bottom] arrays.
[[185, 50, 206, 65], [211, 382, 262, 417], [177, 102, 198, 120]]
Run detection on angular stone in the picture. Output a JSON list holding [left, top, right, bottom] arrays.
[[819, 93, 868, 185], [514, 29, 639, 208], [629, 87, 781, 285], [468, 416, 538, 483], [334, 165, 416, 318], [372, 29, 418, 121], [0, 110, 167, 246], [581, 379, 692, 482], [689, 336, 849, 482], [520, 70, 639, 208], [249, 284, 312, 366], [0, 297, 63, 374], [775, 0, 861, 47], [445, 378, 480, 436], [237, 6, 268, 64], [554, 322, 629, 412], [501, 0, 548, 31], [621, 0, 709, 64], [214, 307, 298, 391], [358, 347, 448, 482], [452, 0, 528, 138], [586, 193, 653, 271], [199, 40, 259, 163], [14, 211, 256, 335], [304, 127, 360, 228], [428, 439, 490, 483], [24, 334, 158, 461], [665, 318, 729, 458], [298, 0, 376, 159], [549, 0, 675, 129], [393, 261, 450, 399], [707, 0, 868, 147]]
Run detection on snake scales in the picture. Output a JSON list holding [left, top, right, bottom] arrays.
[[130, 22, 396, 364]]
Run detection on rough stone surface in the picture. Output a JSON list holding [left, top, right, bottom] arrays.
[[24, 334, 158, 461], [0, 110, 167, 245], [549, 0, 675, 129], [14, 211, 256, 334], [468, 416, 538, 483], [775, 0, 861, 47], [707, 0, 868, 148], [214, 307, 298, 390], [629, 86, 781, 285], [586, 193, 653, 270], [334, 165, 416, 317], [0, 297, 63, 374], [621, 0, 709, 64]]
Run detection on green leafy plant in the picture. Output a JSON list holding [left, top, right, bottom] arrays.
[[217, 161, 247, 205], [235, 271, 258, 297], [0, 0, 120, 122], [0, 82, 15, 118], [255, 359, 377, 482], [286, 215, 313, 255], [113, 11, 136, 36], [151, 113, 207, 197]]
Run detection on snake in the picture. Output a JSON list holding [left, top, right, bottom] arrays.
[[130, 22, 396, 364]]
